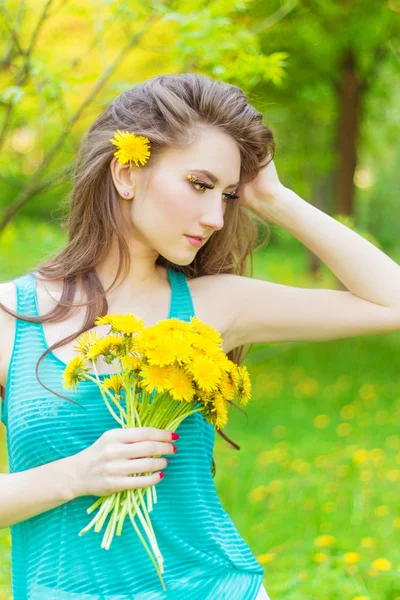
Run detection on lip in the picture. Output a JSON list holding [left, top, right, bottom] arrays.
[[184, 235, 204, 248]]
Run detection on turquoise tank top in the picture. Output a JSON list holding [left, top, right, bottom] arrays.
[[1, 269, 265, 599]]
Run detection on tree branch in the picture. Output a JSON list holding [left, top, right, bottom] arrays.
[[0, 13, 160, 234]]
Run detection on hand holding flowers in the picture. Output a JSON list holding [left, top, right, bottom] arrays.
[[63, 314, 252, 591]]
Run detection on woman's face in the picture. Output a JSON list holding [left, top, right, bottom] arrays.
[[112, 126, 241, 266]]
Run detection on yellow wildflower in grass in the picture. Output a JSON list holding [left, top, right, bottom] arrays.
[[74, 331, 99, 355], [314, 414, 330, 429], [166, 366, 195, 402], [361, 537, 376, 548], [343, 552, 361, 565], [186, 355, 221, 392], [351, 597, 369, 600], [249, 485, 270, 503], [371, 558, 391, 571], [138, 364, 175, 395], [256, 553, 275, 565], [315, 534, 336, 548], [393, 517, 400, 528], [313, 552, 329, 563], [109, 130, 151, 167], [374, 505, 389, 517], [63, 356, 89, 390]]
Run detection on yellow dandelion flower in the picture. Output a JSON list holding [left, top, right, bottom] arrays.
[[343, 552, 361, 565], [108, 314, 144, 335], [190, 332, 220, 354], [315, 535, 336, 548], [211, 393, 229, 430], [136, 327, 159, 353], [157, 318, 192, 333], [256, 553, 275, 565], [189, 316, 223, 346], [109, 130, 151, 167], [219, 371, 235, 401], [94, 315, 114, 327], [139, 364, 174, 394], [166, 366, 195, 402], [187, 355, 221, 393], [360, 537, 376, 548], [63, 356, 89, 390], [103, 374, 124, 393], [86, 335, 125, 361], [74, 331, 99, 355], [313, 552, 329, 563], [371, 557, 391, 571], [120, 355, 142, 371], [237, 365, 252, 405], [226, 361, 240, 387], [147, 339, 178, 367]]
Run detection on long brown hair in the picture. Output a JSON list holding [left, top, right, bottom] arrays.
[[0, 73, 275, 477]]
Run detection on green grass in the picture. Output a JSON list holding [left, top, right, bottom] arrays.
[[1, 219, 400, 599]]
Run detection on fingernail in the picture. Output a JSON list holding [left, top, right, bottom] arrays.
[[171, 432, 180, 440], [172, 445, 178, 453], [165, 459, 169, 465], [159, 472, 165, 479]]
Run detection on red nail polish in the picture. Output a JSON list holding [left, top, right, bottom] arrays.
[[171, 433, 180, 440], [159, 472, 165, 479], [165, 459, 169, 465], [172, 445, 178, 453]]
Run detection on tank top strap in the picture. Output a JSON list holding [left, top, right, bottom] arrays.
[[167, 268, 195, 321], [1, 273, 41, 427], [13, 272, 40, 317]]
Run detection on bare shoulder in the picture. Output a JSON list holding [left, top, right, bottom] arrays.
[[186, 272, 241, 352], [0, 281, 17, 388]]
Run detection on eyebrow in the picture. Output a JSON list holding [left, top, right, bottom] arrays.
[[189, 169, 240, 188]]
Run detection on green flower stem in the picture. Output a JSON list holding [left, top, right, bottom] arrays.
[[95, 494, 117, 533], [101, 491, 121, 549], [78, 494, 115, 536], [86, 368, 124, 426], [128, 487, 163, 565], [126, 489, 166, 591], [116, 492, 129, 536]]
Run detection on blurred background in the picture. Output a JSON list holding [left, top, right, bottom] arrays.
[[1, 1, 400, 598]]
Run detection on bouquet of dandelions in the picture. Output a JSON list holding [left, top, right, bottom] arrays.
[[63, 314, 251, 590]]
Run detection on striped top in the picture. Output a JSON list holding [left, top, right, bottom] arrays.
[[1, 269, 265, 599]]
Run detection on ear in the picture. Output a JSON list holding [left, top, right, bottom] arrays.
[[109, 156, 136, 199]]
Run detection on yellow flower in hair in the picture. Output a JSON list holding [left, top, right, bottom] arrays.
[[109, 130, 151, 167]]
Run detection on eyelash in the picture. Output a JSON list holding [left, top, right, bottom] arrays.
[[189, 180, 240, 201]]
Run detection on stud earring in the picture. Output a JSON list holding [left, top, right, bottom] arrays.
[[123, 191, 130, 197]]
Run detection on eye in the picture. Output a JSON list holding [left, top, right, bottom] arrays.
[[189, 179, 240, 202]]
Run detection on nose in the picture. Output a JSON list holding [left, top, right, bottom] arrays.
[[199, 201, 225, 233]]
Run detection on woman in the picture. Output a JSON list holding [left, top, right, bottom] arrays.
[[1, 73, 399, 600]]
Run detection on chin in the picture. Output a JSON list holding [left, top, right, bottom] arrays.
[[159, 250, 197, 267]]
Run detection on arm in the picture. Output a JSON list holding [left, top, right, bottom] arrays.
[[219, 161, 400, 350], [0, 455, 80, 529]]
